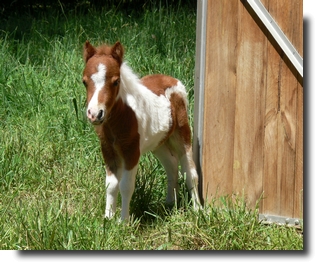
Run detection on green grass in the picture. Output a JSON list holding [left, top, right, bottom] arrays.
[[0, 3, 303, 250]]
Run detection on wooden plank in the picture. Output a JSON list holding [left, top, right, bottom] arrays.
[[261, 46, 281, 215], [293, 0, 303, 220], [295, 0, 303, 216], [294, 79, 303, 219], [275, 0, 299, 219], [260, 0, 282, 216], [260, 0, 302, 218], [232, 1, 266, 208], [202, 0, 238, 199]]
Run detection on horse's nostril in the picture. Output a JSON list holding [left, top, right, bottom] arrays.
[[97, 110, 104, 120]]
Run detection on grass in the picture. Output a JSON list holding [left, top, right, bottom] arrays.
[[0, 2, 303, 250]]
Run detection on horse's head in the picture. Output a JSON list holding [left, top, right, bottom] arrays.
[[82, 41, 124, 125]]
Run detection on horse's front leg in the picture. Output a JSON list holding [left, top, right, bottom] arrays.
[[119, 165, 138, 221], [105, 166, 122, 219]]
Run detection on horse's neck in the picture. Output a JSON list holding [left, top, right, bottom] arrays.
[[119, 63, 151, 107]]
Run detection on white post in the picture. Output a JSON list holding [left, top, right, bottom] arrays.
[[193, 0, 208, 200]]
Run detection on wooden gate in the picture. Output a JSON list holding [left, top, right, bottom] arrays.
[[193, 0, 303, 224]]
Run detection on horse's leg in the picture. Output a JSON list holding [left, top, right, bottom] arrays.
[[179, 144, 201, 209], [105, 166, 122, 219], [119, 164, 138, 221], [153, 144, 179, 207], [169, 90, 201, 209]]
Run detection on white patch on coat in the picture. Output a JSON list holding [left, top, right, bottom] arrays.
[[118, 62, 186, 154], [165, 80, 188, 109], [87, 63, 106, 117]]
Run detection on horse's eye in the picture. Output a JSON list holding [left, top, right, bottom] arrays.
[[82, 80, 87, 87], [113, 78, 120, 87]]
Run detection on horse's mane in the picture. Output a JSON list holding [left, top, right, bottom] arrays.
[[95, 44, 112, 56]]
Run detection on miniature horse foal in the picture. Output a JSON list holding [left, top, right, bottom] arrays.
[[82, 41, 201, 220]]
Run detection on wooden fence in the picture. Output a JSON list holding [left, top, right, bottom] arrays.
[[193, 0, 303, 223]]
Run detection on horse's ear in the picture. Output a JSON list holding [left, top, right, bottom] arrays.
[[83, 40, 96, 63], [111, 41, 124, 66]]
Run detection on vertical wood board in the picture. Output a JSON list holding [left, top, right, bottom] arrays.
[[202, 0, 238, 199]]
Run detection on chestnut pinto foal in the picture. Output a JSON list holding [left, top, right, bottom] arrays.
[[82, 41, 201, 220]]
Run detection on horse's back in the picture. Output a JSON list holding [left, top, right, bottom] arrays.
[[140, 74, 183, 96]]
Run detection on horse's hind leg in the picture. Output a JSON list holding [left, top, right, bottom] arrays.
[[153, 144, 179, 207], [169, 89, 201, 209], [172, 119, 201, 209], [179, 144, 201, 209]]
